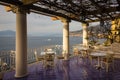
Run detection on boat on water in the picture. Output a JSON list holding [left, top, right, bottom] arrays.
[[47, 39, 51, 41]]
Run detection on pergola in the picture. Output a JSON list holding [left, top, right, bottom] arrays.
[[0, 0, 120, 78], [0, 0, 120, 22]]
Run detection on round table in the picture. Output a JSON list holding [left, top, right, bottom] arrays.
[[90, 52, 107, 69], [41, 51, 56, 55]]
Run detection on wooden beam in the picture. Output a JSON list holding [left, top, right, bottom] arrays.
[[5, 6, 12, 12], [0, 0, 22, 6], [28, 5, 86, 23], [117, 0, 120, 7], [94, 15, 103, 20], [41, 1, 78, 16], [89, 0, 114, 19], [0, 0, 119, 23], [86, 13, 120, 23], [22, 0, 39, 5]]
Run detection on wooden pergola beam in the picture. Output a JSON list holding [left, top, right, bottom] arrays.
[[86, 13, 120, 23], [0, 0, 22, 6], [40, 1, 78, 16], [28, 5, 86, 23], [22, 0, 39, 5], [117, 0, 120, 7], [89, 0, 114, 19], [0, 0, 120, 23]]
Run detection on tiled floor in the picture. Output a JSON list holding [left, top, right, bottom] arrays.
[[3, 57, 120, 80]]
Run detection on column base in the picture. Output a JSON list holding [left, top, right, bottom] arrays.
[[62, 53, 69, 60], [15, 73, 28, 78]]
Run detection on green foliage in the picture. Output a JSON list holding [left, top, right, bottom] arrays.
[[88, 40, 97, 46], [103, 39, 113, 46]]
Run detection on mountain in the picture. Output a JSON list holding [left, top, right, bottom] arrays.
[[70, 30, 83, 37], [69, 25, 102, 37], [0, 30, 62, 37], [30, 33, 62, 37], [0, 30, 15, 37]]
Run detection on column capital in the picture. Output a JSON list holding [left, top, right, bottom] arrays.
[[82, 23, 89, 27], [61, 19, 71, 23], [5, 6, 29, 14], [58, 17, 71, 23], [15, 7, 30, 14], [51, 16, 71, 23]]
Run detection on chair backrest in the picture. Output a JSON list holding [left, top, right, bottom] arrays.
[[57, 54, 64, 59], [106, 54, 114, 63], [44, 53, 55, 61], [34, 50, 44, 62], [87, 49, 92, 53], [37, 56, 44, 61], [73, 48, 79, 55], [34, 51, 38, 61], [47, 48, 52, 52]]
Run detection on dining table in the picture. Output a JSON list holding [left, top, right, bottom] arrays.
[[90, 51, 107, 69]]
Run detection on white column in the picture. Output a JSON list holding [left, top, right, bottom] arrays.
[[82, 23, 88, 46], [62, 20, 69, 60], [15, 8, 28, 78]]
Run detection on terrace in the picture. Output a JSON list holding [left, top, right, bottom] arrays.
[[3, 56, 120, 80], [0, 44, 120, 80], [0, 0, 120, 80]]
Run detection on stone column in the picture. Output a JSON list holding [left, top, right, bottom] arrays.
[[82, 23, 88, 46], [15, 7, 28, 78], [62, 19, 70, 60]]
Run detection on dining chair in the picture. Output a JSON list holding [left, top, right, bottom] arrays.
[[80, 49, 88, 58], [44, 53, 55, 69], [89, 54, 98, 65], [37, 56, 45, 62], [34, 51, 44, 62], [56, 54, 65, 71], [57, 55, 64, 59], [102, 53, 114, 72], [73, 48, 79, 56], [87, 49, 93, 57]]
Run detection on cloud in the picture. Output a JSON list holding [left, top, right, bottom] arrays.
[[0, 6, 16, 31], [70, 21, 82, 31], [0, 5, 87, 35], [27, 13, 63, 34]]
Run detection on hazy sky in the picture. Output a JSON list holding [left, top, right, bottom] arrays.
[[0, 5, 98, 36]]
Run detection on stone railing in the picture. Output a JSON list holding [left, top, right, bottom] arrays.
[[0, 45, 64, 72]]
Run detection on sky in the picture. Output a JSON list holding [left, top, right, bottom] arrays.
[[0, 5, 98, 36]]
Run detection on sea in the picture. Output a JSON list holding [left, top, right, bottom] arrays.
[[0, 36, 106, 68], [0, 36, 82, 67], [0, 36, 82, 51]]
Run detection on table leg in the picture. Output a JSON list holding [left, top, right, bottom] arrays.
[[96, 56, 104, 70]]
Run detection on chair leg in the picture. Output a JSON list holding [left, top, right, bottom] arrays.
[[89, 56, 93, 65], [106, 62, 115, 72], [106, 63, 109, 72], [112, 60, 114, 72]]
